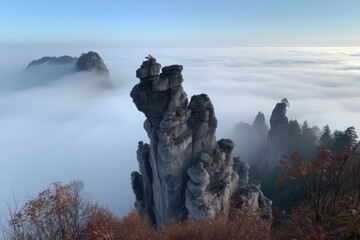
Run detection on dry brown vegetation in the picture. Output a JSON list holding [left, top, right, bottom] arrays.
[[3, 145, 360, 239], [3, 181, 102, 240], [81, 207, 271, 240], [3, 181, 271, 240]]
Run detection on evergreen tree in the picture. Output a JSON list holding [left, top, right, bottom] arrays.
[[344, 126, 358, 147], [332, 130, 345, 154], [319, 125, 334, 149], [289, 120, 302, 154], [299, 121, 318, 160], [332, 127, 358, 154]]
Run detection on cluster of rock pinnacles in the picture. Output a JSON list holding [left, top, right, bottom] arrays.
[[130, 57, 271, 227]]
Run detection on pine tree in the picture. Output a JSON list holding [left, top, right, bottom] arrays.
[[332, 126, 358, 154], [319, 125, 334, 149], [344, 126, 358, 148]]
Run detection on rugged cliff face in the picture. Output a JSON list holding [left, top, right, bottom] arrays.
[[130, 57, 239, 227], [266, 99, 290, 169]]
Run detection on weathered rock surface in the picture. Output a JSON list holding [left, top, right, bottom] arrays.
[[233, 157, 249, 188], [232, 158, 272, 220], [130, 57, 238, 227], [235, 181, 272, 220]]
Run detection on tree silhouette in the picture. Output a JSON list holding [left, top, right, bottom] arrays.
[[319, 125, 334, 149], [4, 181, 102, 240], [332, 126, 358, 154]]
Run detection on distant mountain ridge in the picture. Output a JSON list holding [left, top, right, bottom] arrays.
[[25, 51, 112, 88], [26, 51, 109, 73], [26, 55, 78, 69]]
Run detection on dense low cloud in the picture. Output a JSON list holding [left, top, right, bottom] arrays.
[[0, 47, 359, 219]]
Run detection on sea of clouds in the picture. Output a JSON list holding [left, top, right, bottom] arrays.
[[1, 47, 359, 220]]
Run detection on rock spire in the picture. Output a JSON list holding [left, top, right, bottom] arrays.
[[130, 57, 239, 227]]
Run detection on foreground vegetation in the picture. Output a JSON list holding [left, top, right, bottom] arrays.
[[274, 145, 360, 239], [2, 181, 271, 240], [3, 144, 360, 239]]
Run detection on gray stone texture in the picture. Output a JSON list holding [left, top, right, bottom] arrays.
[[232, 163, 273, 220], [130, 58, 238, 227]]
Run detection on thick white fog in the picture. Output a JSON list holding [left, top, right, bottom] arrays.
[[1, 47, 360, 220]]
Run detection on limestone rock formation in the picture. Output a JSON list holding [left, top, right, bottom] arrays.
[[235, 181, 272, 220], [232, 158, 272, 220], [130, 57, 238, 227], [233, 157, 249, 188]]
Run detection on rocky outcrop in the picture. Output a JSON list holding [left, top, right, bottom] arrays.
[[130, 57, 238, 227], [253, 112, 268, 138], [232, 158, 272, 220], [233, 111, 268, 166], [233, 157, 249, 188], [75, 51, 109, 74], [266, 99, 290, 169], [234, 181, 272, 220], [268, 99, 289, 154], [75, 51, 112, 88]]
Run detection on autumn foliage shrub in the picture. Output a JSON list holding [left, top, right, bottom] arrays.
[[81, 207, 271, 240], [272, 206, 350, 240], [4, 144, 360, 240], [81, 209, 156, 240], [3, 181, 102, 240], [275, 145, 360, 239], [160, 207, 271, 240], [3, 180, 271, 240]]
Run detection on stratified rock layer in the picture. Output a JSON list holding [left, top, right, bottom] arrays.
[[130, 58, 238, 227]]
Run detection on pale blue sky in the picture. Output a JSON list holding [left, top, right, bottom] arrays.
[[0, 0, 359, 47]]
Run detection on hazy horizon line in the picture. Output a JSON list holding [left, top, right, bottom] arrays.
[[1, 42, 359, 49]]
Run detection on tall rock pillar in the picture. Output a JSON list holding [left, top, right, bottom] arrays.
[[130, 57, 238, 227]]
